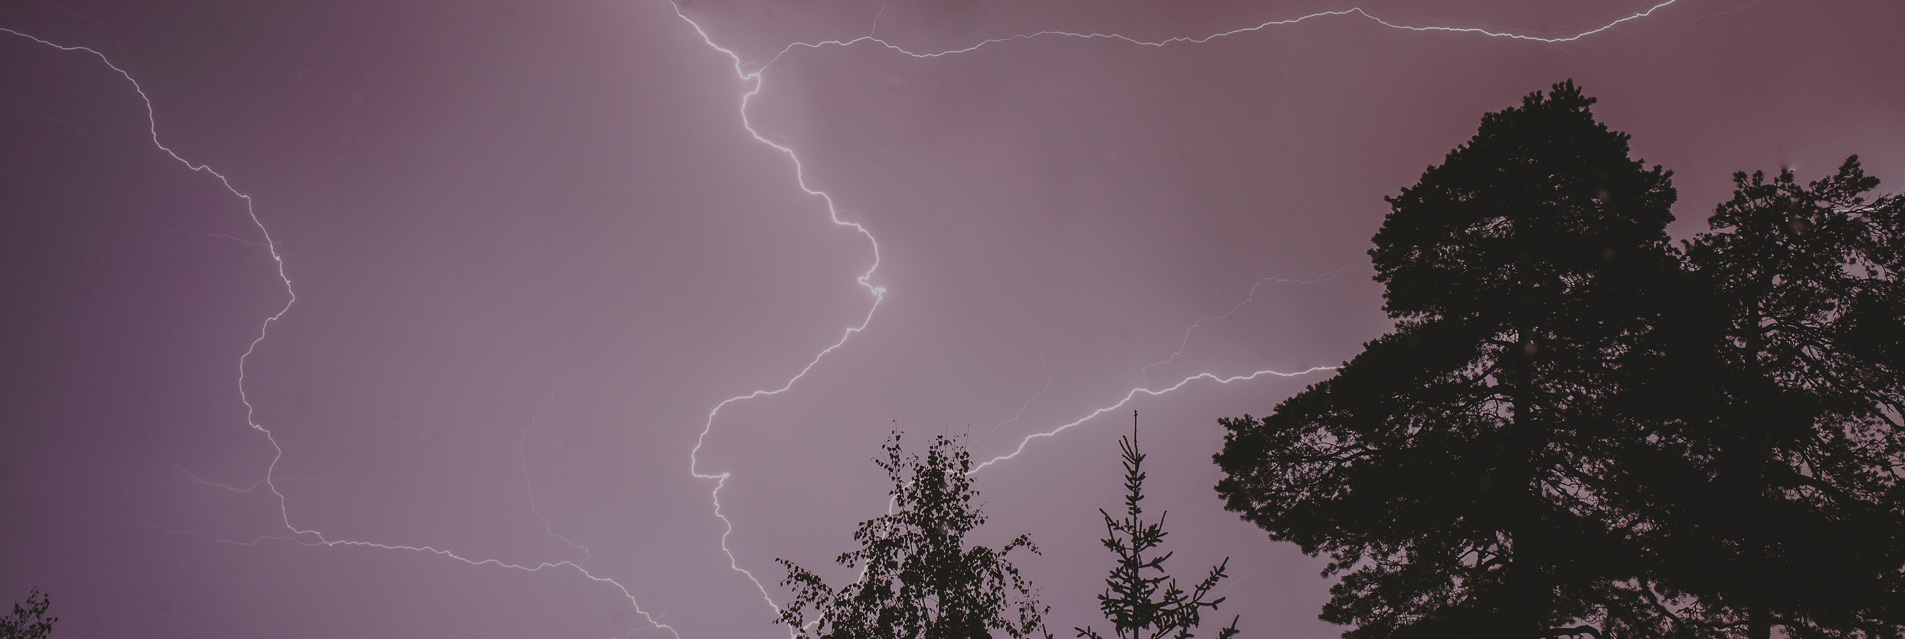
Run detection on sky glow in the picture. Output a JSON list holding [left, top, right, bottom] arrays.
[[2, 1, 1901, 637]]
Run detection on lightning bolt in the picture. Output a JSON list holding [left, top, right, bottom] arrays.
[[973, 343, 1054, 447], [969, 365, 1342, 473], [667, 6, 891, 633], [1, 27, 682, 639], [667, 0, 1692, 634], [1138, 267, 1355, 387], [735, 0, 1687, 71], [521, 388, 593, 564]]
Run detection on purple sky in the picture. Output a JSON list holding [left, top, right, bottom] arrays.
[[2, 1, 1901, 637]]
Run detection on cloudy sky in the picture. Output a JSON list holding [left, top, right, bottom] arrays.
[[2, 0, 1901, 637]]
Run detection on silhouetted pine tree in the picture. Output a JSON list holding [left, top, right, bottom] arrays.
[[1077, 412, 1239, 639], [1630, 157, 1905, 638], [1212, 81, 1905, 639], [1213, 81, 1683, 639]]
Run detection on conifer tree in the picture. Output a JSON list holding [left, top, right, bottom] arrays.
[[1213, 81, 1681, 638], [1212, 81, 1905, 639], [1079, 412, 1239, 639]]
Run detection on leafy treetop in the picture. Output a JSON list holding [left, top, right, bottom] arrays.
[[778, 432, 1053, 639]]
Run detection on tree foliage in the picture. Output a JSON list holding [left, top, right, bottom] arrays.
[[1078, 412, 1239, 639], [1215, 80, 1681, 639], [1637, 157, 1905, 638], [778, 432, 1053, 639], [1214, 80, 1905, 638], [1, 589, 56, 639]]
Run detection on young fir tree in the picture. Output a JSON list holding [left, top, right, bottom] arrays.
[[1078, 412, 1239, 639]]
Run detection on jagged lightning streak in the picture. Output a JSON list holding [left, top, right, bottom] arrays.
[[970, 365, 1340, 473], [751, 0, 1687, 69], [667, 4, 890, 631], [974, 344, 1054, 447], [1, 27, 681, 639], [1139, 268, 1354, 387], [0, 26, 318, 525], [0, 30, 293, 520], [667, 0, 1691, 630], [978, 267, 1368, 472], [0, 31, 296, 432], [521, 389, 593, 564]]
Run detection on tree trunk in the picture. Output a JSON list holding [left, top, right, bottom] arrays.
[[1742, 307, 1773, 639], [1747, 606, 1770, 639]]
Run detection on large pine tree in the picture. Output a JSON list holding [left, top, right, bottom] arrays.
[[1213, 81, 1682, 638], [1213, 82, 1905, 638]]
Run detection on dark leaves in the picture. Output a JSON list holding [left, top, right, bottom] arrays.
[[777, 432, 1053, 639], [1, 590, 57, 639]]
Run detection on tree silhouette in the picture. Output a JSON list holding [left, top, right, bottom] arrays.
[[1078, 412, 1239, 639], [1212, 81, 1684, 638], [1628, 157, 1905, 637], [777, 431, 1053, 639], [2, 589, 56, 639], [1213, 81, 1905, 638]]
